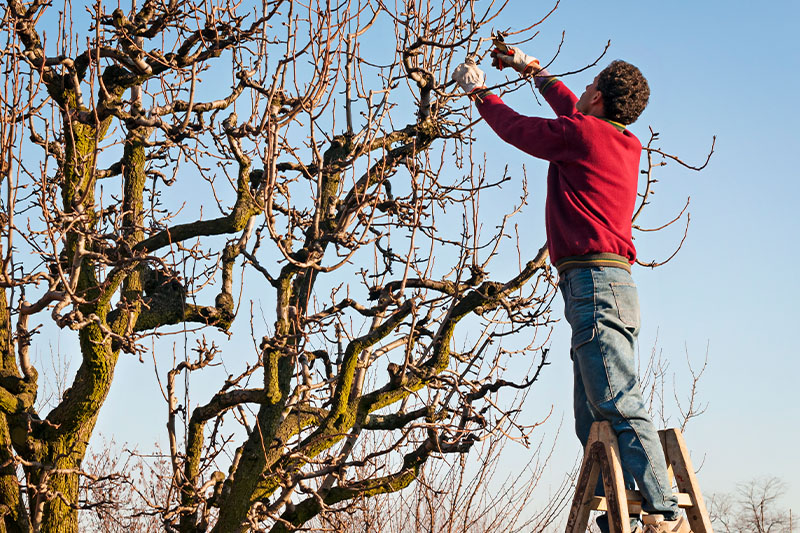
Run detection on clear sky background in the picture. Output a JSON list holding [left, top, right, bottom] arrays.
[[79, 0, 800, 523]]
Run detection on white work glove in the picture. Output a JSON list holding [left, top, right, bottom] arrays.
[[452, 61, 486, 95], [491, 47, 540, 75]]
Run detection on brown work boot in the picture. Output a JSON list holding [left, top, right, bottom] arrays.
[[641, 514, 690, 533]]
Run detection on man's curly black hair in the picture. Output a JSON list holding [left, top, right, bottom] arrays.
[[596, 60, 650, 125]]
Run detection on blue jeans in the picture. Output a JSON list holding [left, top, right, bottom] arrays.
[[559, 267, 679, 531]]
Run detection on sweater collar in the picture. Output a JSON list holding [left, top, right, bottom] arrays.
[[600, 118, 626, 132]]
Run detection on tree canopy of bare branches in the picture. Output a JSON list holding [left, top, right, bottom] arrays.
[[0, 0, 708, 531]]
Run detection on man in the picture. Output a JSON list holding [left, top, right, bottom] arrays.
[[451, 49, 689, 533]]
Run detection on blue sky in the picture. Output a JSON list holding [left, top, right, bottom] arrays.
[[79, 0, 800, 522]]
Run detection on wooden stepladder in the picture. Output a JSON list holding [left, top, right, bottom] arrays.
[[565, 421, 714, 533]]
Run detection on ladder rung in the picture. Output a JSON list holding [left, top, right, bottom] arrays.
[[590, 490, 693, 513]]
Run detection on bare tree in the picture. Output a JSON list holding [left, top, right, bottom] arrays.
[[709, 477, 794, 533], [0, 0, 708, 531], [79, 439, 171, 532]]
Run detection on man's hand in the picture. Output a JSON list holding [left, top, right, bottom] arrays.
[[452, 61, 486, 96], [491, 47, 540, 75]]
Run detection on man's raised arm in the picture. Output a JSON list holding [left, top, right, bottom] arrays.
[[451, 60, 574, 163], [491, 46, 578, 116]]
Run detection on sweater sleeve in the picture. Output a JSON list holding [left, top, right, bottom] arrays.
[[476, 94, 576, 163], [539, 78, 578, 117]]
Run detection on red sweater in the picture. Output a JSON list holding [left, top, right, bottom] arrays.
[[475, 80, 641, 266]]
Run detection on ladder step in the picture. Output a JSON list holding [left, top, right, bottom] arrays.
[[590, 491, 693, 513]]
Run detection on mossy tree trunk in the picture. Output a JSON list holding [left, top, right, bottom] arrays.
[[2, 1, 267, 529]]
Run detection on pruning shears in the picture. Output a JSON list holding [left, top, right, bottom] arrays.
[[465, 30, 510, 66], [491, 31, 509, 54]]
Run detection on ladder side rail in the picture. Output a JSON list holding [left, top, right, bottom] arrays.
[[597, 422, 632, 533], [662, 428, 715, 533], [566, 424, 605, 533]]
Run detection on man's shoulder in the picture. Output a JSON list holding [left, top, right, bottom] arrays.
[[565, 114, 642, 146]]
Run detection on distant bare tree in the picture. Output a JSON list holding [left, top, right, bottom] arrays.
[[79, 439, 171, 533], [709, 477, 794, 533]]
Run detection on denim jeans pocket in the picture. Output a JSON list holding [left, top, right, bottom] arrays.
[[564, 271, 596, 349], [571, 323, 595, 349], [567, 269, 595, 300], [610, 282, 640, 328]]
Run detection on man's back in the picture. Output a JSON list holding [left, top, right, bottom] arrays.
[[475, 81, 641, 264]]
